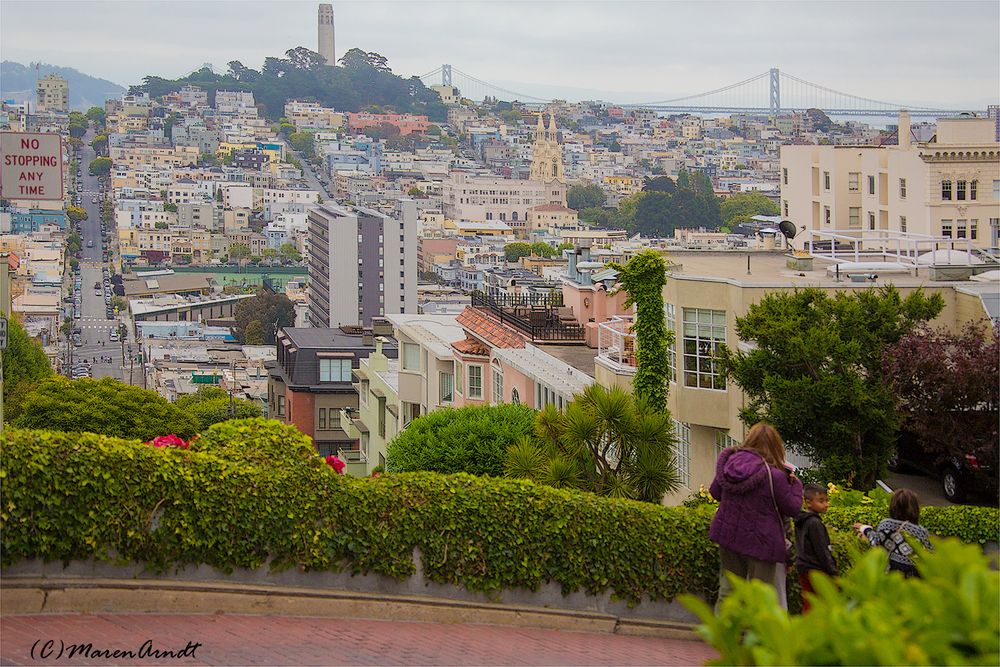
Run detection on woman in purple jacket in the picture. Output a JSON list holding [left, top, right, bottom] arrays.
[[709, 422, 803, 609]]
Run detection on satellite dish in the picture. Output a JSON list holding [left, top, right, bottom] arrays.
[[778, 220, 797, 239]]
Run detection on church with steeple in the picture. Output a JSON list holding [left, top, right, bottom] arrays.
[[530, 112, 565, 183]]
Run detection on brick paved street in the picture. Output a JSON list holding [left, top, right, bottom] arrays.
[[1, 614, 716, 666]]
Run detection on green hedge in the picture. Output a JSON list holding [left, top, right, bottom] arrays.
[[1, 420, 996, 609]]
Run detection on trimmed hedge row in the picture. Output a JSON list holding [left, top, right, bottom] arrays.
[[1, 420, 997, 607]]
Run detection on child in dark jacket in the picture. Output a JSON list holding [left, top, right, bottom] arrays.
[[794, 484, 838, 612]]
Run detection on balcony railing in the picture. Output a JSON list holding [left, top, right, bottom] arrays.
[[470, 292, 585, 343], [597, 315, 637, 373]]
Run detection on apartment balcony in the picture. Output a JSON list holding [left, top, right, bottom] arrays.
[[595, 315, 637, 375], [340, 407, 368, 441], [470, 292, 585, 344]]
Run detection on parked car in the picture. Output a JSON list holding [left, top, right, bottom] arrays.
[[891, 431, 998, 504]]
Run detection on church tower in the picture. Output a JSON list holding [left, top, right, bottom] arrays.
[[318, 4, 336, 66], [530, 112, 564, 183]]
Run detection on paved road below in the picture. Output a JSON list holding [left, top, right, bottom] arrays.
[[0, 613, 716, 666]]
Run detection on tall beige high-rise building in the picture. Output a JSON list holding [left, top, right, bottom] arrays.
[[36, 74, 69, 112], [318, 4, 336, 66]]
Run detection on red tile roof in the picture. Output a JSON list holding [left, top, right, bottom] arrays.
[[452, 336, 491, 356], [456, 307, 527, 350]]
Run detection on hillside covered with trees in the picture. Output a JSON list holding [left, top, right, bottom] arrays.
[[1, 61, 125, 110], [132, 47, 447, 122]]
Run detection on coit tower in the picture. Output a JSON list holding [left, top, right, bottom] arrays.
[[318, 4, 335, 66]]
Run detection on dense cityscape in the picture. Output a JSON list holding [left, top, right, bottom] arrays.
[[1, 1, 998, 664]]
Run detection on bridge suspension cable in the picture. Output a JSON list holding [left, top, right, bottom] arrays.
[[631, 70, 771, 107], [779, 71, 948, 112]]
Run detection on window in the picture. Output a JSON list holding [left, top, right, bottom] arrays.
[[899, 178, 907, 199], [956, 179, 968, 201], [782, 167, 788, 185], [970, 180, 977, 201], [868, 175, 876, 195], [492, 366, 503, 405], [467, 365, 483, 399], [970, 220, 978, 240], [900, 216, 907, 232], [715, 430, 740, 457], [665, 303, 677, 383], [673, 420, 691, 488], [455, 362, 464, 394], [849, 207, 860, 228], [868, 212, 876, 231], [276, 394, 285, 416], [941, 220, 953, 238], [957, 219, 968, 239], [782, 200, 788, 217], [320, 358, 352, 382], [682, 308, 727, 390], [318, 407, 327, 430], [377, 396, 386, 438], [848, 172, 859, 191], [439, 372, 454, 404], [942, 180, 952, 200], [994, 181, 1000, 201], [824, 206, 831, 225], [823, 171, 830, 190], [402, 342, 420, 370]]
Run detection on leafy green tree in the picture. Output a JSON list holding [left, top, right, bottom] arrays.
[[278, 243, 301, 263], [288, 131, 315, 157], [228, 243, 251, 261], [529, 242, 556, 258], [15, 377, 198, 440], [232, 289, 295, 345], [721, 286, 944, 489], [643, 176, 676, 193], [567, 183, 606, 211], [3, 316, 53, 420], [162, 203, 177, 213], [66, 205, 88, 224], [557, 242, 575, 253], [88, 157, 112, 177], [386, 404, 537, 476], [85, 106, 106, 126], [407, 186, 426, 198], [505, 384, 679, 503], [243, 320, 266, 345], [66, 231, 82, 254], [504, 242, 532, 262], [173, 386, 262, 431], [611, 250, 670, 410], [719, 191, 780, 228], [90, 134, 108, 154], [67, 111, 88, 138]]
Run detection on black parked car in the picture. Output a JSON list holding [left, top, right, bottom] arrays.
[[890, 431, 998, 504]]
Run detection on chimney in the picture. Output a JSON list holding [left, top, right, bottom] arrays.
[[898, 110, 911, 149]]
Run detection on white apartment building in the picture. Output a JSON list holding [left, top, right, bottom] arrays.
[[781, 112, 1000, 248], [36, 75, 68, 113], [307, 200, 418, 328], [441, 172, 566, 224]]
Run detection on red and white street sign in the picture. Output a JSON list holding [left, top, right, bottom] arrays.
[[0, 131, 64, 201]]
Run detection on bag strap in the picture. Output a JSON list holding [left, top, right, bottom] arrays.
[[760, 456, 783, 521]]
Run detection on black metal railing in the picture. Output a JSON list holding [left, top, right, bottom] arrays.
[[471, 292, 585, 342]]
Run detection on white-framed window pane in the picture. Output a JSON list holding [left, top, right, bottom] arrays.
[[715, 430, 740, 457], [673, 420, 691, 488], [492, 368, 503, 405], [665, 303, 676, 383], [320, 358, 352, 382], [402, 342, 420, 370], [468, 365, 483, 399], [682, 308, 726, 390], [439, 372, 454, 403]]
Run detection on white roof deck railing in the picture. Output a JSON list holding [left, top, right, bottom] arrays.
[[805, 229, 981, 269]]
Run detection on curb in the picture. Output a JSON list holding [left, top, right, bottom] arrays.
[[0, 577, 701, 640]]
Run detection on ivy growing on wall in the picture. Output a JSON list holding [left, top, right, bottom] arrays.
[[612, 250, 672, 412]]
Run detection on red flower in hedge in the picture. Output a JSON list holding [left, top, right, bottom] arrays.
[[325, 455, 346, 474], [147, 434, 189, 449]]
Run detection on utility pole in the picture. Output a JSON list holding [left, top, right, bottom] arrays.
[[228, 360, 236, 418], [129, 352, 134, 386]]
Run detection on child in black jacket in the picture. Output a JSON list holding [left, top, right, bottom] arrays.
[[794, 484, 838, 612]]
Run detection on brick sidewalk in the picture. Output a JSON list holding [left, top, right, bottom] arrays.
[[1, 614, 716, 666]]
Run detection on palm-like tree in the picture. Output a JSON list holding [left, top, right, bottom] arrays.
[[503, 384, 680, 503]]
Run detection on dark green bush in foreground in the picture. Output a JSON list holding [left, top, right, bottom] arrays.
[[1, 420, 997, 609]]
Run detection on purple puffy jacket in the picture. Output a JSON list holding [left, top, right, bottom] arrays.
[[708, 448, 803, 563]]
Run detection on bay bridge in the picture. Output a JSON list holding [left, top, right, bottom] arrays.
[[418, 66, 979, 118]]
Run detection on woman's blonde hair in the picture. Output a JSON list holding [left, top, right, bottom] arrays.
[[741, 422, 787, 468]]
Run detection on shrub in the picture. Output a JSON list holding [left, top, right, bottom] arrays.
[[2, 424, 996, 610], [683, 539, 999, 665], [174, 387, 263, 431], [386, 404, 536, 476]]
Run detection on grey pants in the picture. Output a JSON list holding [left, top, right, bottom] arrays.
[[716, 546, 779, 613]]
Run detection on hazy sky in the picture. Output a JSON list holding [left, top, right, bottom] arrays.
[[2, 0, 998, 108]]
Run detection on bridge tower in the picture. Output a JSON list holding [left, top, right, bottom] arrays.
[[769, 68, 780, 115], [441, 64, 452, 87]]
